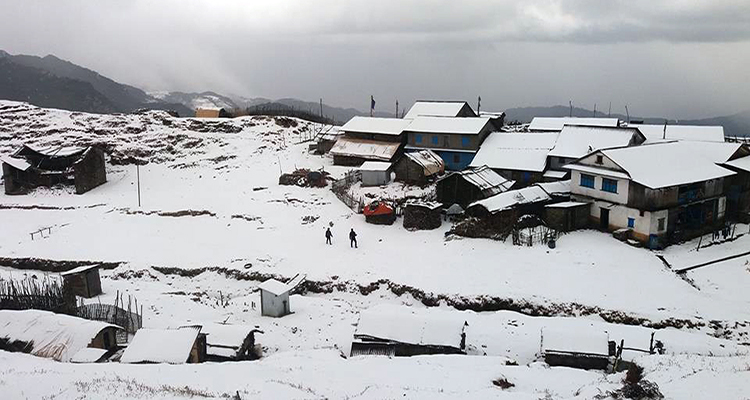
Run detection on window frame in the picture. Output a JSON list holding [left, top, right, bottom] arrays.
[[461, 136, 471, 148], [415, 134, 423, 144], [431, 135, 439, 145], [580, 173, 595, 189], [627, 217, 635, 228], [601, 178, 618, 193], [595, 155, 604, 165]]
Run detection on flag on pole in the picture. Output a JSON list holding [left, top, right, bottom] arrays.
[[477, 96, 482, 112], [370, 95, 376, 117]]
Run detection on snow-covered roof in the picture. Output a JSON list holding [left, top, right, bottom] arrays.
[[0, 310, 120, 362], [404, 150, 444, 176], [201, 323, 258, 359], [469, 132, 559, 172], [676, 141, 744, 164], [1, 156, 32, 171], [120, 327, 200, 364], [724, 155, 750, 173], [405, 201, 442, 210], [403, 101, 473, 119], [359, 161, 392, 172], [542, 170, 568, 179], [548, 126, 642, 159], [70, 347, 108, 363], [341, 117, 412, 136], [355, 305, 466, 349], [60, 264, 99, 276], [542, 327, 609, 356], [630, 124, 725, 143], [444, 166, 515, 197], [258, 278, 290, 296], [589, 142, 738, 189], [469, 180, 570, 214], [545, 201, 590, 209], [528, 117, 620, 132], [404, 117, 491, 135], [19, 144, 87, 158], [329, 138, 401, 162]]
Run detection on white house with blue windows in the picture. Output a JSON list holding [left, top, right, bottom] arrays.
[[565, 141, 738, 248], [402, 116, 495, 170]]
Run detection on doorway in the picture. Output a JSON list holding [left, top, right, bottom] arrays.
[[600, 208, 610, 231]]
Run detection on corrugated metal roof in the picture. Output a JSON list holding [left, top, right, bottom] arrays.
[[404, 117, 491, 135], [1, 156, 32, 171], [341, 117, 411, 136], [404, 101, 472, 119], [445, 165, 515, 197], [329, 138, 401, 162]]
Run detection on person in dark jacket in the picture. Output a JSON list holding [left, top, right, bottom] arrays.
[[325, 227, 333, 245], [349, 228, 358, 248]]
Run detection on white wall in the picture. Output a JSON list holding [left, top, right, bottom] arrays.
[[587, 200, 667, 239], [570, 170, 629, 205]]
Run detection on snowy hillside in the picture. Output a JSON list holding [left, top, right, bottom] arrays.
[[148, 91, 238, 112], [0, 100, 749, 399]]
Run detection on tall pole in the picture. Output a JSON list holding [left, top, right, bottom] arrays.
[[625, 105, 630, 124], [569, 101, 573, 117], [607, 102, 612, 118], [136, 164, 141, 207], [593, 103, 597, 117], [396, 100, 399, 118], [319, 98, 323, 118]]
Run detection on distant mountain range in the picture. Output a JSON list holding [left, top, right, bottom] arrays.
[[0, 50, 747, 135], [504, 106, 750, 136], [0, 50, 191, 116]]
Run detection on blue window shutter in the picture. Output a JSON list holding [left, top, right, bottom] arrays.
[[627, 218, 635, 228], [432, 136, 438, 145], [416, 134, 422, 143]]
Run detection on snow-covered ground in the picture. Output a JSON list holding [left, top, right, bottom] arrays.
[[1, 101, 749, 399]]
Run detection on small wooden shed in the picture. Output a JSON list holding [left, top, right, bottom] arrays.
[[403, 202, 442, 230], [120, 326, 206, 364], [195, 108, 230, 118], [61, 264, 102, 298], [541, 328, 613, 371], [393, 150, 445, 185], [259, 275, 305, 318], [359, 161, 392, 187], [544, 201, 591, 232]]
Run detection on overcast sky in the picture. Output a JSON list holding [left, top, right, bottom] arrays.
[[1, 0, 749, 118]]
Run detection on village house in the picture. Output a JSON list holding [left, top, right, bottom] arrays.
[[120, 326, 206, 364], [465, 181, 571, 235], [528, 117, 620, 132], [195, 108, 230, 118], [541, 328, 613, 371], [329, 117, 411, 166], [358, 161, 392, 187], [478, 111, 507, 131], [350, 305, 467, 357], [2, 144, 107, 195], [0, 310, 121, 362], [61, 264, 102, 299], [436, 165, 515, 208], [403, 116, 495, 170], [469, 132, 560, 186], [392, 149, 445, 185], [564, 141, 744, 248], [627, 123, 726, 143], [722, 154, 750, 221], [546, 125, 646, 173], [403, 100, 477, 119]]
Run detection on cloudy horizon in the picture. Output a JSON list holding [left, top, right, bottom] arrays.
[[1, 0, 749, 119]]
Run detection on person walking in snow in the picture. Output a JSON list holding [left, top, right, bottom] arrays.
[[325, 227, 333, 245], [349, 228, 358, 248]]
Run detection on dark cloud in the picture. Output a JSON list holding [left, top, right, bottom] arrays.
[[0, 0, 749, 118]]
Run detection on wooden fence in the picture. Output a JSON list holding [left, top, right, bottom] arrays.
[[77, 292, 143, 344], [512, 225, 560, 246], [332, 170, 365, 213], [0, 277, 74, 314]]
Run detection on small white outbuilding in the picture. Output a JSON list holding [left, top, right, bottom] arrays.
[[358, 161, 392, 187], [259, 275, 305, 318]]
